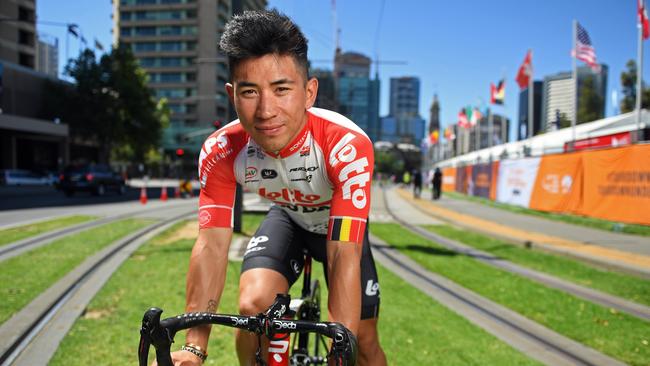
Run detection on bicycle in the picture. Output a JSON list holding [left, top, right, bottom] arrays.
[[138, 255, 357, 366]]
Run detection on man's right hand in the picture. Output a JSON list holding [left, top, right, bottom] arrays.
[[151, 350, 203, 366]]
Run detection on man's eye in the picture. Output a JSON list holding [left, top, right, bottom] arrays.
[[276, 87, 290, 93], [241, 89, 256, 96]]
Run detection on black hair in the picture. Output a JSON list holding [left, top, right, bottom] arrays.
[[219, 9, 309, 80]]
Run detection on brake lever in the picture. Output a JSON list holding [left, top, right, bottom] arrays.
[[139, 307, 175, 366]]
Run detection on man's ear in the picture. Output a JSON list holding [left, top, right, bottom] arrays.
[[225, 83, 235, 105], [305, 77, 319, 109]]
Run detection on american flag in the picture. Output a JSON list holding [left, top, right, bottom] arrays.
[[575, 22, 599, 71]]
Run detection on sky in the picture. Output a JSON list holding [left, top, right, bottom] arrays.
[[37, 0, 650, 141]]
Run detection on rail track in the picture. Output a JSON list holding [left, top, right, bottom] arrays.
[[0, 208, 196, 366], [372, 186, 628, 366]]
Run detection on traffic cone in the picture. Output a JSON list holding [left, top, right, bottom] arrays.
[[140, 186, 148, 205], [174, 185, 180, 198], [160, 185, 168, 202]]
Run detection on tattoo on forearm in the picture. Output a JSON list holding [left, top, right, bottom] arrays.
[[207, 299, 217, 313]]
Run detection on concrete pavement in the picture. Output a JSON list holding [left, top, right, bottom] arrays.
[[389, 186, 650, 278]]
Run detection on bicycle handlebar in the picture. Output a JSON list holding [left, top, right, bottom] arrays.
[[138, 294, 357, 366]]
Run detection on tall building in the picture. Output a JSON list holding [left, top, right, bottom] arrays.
[[112, 0, 266, 157], [334, 49, 380, 141], [0, 0, 70, 171], [36, 34, 58, 78], [428, 94, 440, 134], [0, 0, 36, 69], [388, 76, 423, 143], [517, 81, 542, 140], [541, 65, 608, 133], [311, 68, 336, 110], [469, 113, 510, 150]]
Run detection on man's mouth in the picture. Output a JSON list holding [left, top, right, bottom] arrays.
[[256, 124, 284, 136]]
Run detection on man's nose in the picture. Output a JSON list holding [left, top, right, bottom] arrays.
[[255, 91, 277, 120]]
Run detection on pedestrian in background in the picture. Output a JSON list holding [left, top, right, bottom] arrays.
[[413, 169, 422, 198], [432, 167, 442, 200]]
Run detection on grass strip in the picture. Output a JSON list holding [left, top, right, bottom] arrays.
[[0, 218, 151, 324], [0, 215, 97, 247], [51, 215, 540, 365], [424, 224, 650, 307], [372, 223, 650, 366], [444, 191, 650, 237]]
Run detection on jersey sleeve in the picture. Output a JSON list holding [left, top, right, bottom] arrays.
[[197, 128, 240, 229], [325, 130, 374, 243]]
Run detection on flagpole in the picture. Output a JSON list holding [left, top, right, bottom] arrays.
[[637, 5, 644, 135], [572, 20, 578, 145], [528, 50, 534, 140], [488, 107, 493, 148]]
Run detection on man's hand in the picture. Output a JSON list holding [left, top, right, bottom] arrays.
[[151, 350, 203, 366]]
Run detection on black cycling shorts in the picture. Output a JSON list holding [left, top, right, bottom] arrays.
[[241, 206, 380, 319]]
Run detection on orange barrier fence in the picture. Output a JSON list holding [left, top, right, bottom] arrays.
[[529, 151, 583, 214], [445, 144, 650, 225], [579, 144, 650, 225]]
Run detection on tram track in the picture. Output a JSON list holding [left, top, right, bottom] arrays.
[[0, 208, 196, 366], [0, 201, 195, 263], [380, 187, 650, 322], [371, 186, 628, 366]]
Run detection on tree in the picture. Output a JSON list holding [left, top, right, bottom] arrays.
[[42, 47, 169, 163], [619, 59, 650, 113], [577, 74, 604, 124]]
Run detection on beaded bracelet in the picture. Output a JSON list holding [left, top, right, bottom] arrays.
[[182, 343, 208, 362]]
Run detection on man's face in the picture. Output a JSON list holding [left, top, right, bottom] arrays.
[[226, 54, 318, 153]]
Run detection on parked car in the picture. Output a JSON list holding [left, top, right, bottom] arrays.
[[0, 169, 50, 186], [58, 164, 126, 196]]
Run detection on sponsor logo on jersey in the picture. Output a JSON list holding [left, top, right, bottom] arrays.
[[258, 187, 321, 204], [291, 175, 312, 183], [365, 280, 379, 296], [199, 210, 212, 226], [199, 130, 233, 170], [288, 131, 308, 152], [329, 132, 371, 209], [244, 235, 269, 256], [247, 146, 256, 157], [289, 166, 318, 173], [280, 204, 330, 213], [290, 259, 301, 275], [299, 145, 310, 157], [261, 169, 277, 179], [246, 167, 257, 179]]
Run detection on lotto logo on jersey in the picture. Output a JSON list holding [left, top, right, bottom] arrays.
[[258, 187, 321, 204], [329, 132, 370, 209]]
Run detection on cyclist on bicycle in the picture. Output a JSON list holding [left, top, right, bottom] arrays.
[[161, 10, 387, 365]]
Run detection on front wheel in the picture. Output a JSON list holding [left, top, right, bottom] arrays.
[[291, 280, 328, 365]]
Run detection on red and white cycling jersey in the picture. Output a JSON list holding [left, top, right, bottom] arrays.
[[198, 108, 374, 243]]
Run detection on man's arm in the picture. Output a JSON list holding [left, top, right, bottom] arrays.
[[326, 240, 363, 336], [184, 227, 233, 350]]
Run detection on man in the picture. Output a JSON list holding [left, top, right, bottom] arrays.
[[162, 10, 387, 366], [432, 167, 443, 200], [412, 169, 422, 199]]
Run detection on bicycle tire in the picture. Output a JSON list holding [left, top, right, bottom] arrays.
[[291, 280, 328, 365]]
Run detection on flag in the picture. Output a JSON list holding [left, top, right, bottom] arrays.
[[67, 24, 79, 38], [490, 79, 505, 105], [444, 127, 456, 140], [639, 0, 650, 40], [458, 109, 470, 129], [94, 38, 104, 51], [470, 107, 482, 127], [516, 50, 532, 89], [573, 22, 599, 72], [429, 129, 439, 145]]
